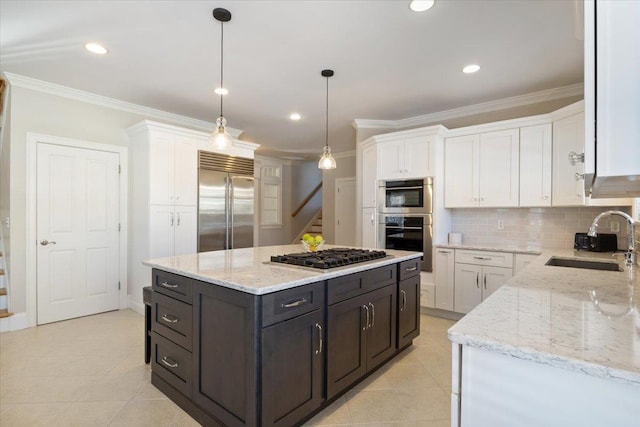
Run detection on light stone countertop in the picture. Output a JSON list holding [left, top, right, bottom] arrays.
[[448, 248, 640, 386], [143, 244, 422, 295], [435, 243, 542, 255]]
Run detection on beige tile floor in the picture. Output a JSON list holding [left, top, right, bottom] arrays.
[[0, 310, 455, 426]]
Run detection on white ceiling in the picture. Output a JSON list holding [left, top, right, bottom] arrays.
[[0, 0, 583, 158]]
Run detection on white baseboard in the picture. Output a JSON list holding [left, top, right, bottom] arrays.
[[0, 312, 28, 332], [128, 296, 145, 316]]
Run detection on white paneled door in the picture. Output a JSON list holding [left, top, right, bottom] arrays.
[[37, 143, 120, 324], [335, 178, 356, 246]]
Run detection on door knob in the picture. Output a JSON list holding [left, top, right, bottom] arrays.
[[40, 240, 56, 246]]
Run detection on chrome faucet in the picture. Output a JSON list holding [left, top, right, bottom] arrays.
[[588, 210, 637, 267]]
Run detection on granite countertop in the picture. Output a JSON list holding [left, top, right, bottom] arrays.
[[143, 244, 422, 295], [448, 249, 640, 386], [435, 243, 542, 255]]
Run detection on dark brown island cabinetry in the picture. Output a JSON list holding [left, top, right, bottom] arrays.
[[149, 257, 421, 427]]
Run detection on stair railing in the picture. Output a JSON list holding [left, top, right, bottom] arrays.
[[291, 182, 322, 218]]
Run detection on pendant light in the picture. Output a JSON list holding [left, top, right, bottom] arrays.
[[318, 69, 337, 170], [210, 8, 233, 150]]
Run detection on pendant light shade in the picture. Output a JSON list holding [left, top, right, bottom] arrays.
[[318, 69, 337, 170], [210, 8, 233, 150]]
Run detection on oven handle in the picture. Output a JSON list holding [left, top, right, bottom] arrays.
[[382, 186, 424, 191], [384, 226, 423, 230]]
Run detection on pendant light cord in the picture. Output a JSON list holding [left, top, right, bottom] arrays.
[[325, 76, 329, 149], [220, 21, 224, 118]]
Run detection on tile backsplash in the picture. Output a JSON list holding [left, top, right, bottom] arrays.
[[450, 206, 633, 250]]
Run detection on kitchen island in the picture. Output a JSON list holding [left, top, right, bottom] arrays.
[[143, 245, 423, 427], [448, 249, 640, 427]]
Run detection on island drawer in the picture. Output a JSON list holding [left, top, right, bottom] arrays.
[[151, 332, 192, 398], [152, 291, 193, 350], [455, 250, 513, 268], [328, 265, 396, 305], [262, 281, 325, 327], [153, 269, 192, 303], [398, 258, 421, 281]]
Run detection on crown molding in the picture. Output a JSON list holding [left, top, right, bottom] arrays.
[[352, 83, 584, 130], [3, 72, 243, 138]]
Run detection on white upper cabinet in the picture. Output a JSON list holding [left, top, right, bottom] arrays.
[[149, 132, 197, 206], [445, 129, 519, 208], [361, 144, 377, 208], [584, 0, 640, 197], [519, 124, 552, 207], [552, 112, 585, 206], [377, 136, 432, 180]]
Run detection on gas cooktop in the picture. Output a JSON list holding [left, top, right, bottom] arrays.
[[270, 248, 388, 270]]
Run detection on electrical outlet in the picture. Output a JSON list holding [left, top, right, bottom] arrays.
[[611, 221, 620, 232], [497, 220, 504, 230]]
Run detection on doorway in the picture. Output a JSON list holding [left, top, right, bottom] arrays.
[[26, 134, 128, 326]]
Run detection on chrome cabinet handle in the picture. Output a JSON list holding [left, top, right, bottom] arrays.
[[160, 281, 178, 289], [161, 356, 178, 368], [369, 303, 375, 328], [405, 266, 418, 272], [40, 240, 57, 246], [473, 256, 491, 260], [371, 213, 375, 225], [315, 323, 323, 355], [438, 250, 452, 254], [476, 273, 479, 288], [400, 290, 407, 312], [483, 274, 487, 290], [362, 305, 370, 330], [161, 314, 178, 324], [282, 298, 307, 308], [170, 212, 174, 226], [568, 151, 585, 165], [177, 212, 181, 226]]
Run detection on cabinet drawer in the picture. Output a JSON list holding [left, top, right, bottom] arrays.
[[262, 281, 325, 327], [153, 269, 192, 303], [455, 250, 513, 268], [152, 291, 193, 350], [398, 258, 420, 281], [151, 332, 192, 398], [328, 265, 396, 305]]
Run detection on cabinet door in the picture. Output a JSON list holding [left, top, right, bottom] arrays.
[[262, 310, 324, 427], [362, 145, 378, 208], [520, 124, 552, 207], [434, 248, 455, 311], [479, 129, 520, 207], [173, 136, 198, 206], [481, 266, 513, 300], [174, 205, 197, 256], [404, 136, 431, 178], [361, 208, 377, 249], [365, 284, 397, 371], [150, 205, 175, 259], [149, 133, 175, 205], [552, 113, 585, 206], [453, 263, 482, 314], [445, 135, 479, 207], [377, 141, 403, 180], [326, 294, 367, 399], [398, 276, 420, 349]]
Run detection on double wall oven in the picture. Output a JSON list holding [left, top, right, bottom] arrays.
[[378, 178, 433, 272]]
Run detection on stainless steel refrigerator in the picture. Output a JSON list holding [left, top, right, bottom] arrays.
[[198, 152, 255, 252]]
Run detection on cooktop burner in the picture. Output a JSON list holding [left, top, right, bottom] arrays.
[[270, 248, 388, 270]]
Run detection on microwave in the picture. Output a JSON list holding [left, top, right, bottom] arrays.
[[378, 178, 433, 214]]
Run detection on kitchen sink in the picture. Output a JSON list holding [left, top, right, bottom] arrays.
[[545, 257, 622, 272]]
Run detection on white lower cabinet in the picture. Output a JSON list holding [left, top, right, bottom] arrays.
[[361, 208, 377, 249], [434, 248, 455, 311], [453, 250, 513, 314], [150, 205, 197, 259]]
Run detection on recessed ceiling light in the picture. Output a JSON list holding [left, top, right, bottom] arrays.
[[462, 64, 481, 74], [289, 113, 301, 121], [84, 42, 108, 55], [214, 87, 228, 95], [409, 0, 435, 12]]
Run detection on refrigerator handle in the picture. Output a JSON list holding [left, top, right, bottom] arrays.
[[225, 176, 230, 250], [229, 177, 234, 249]]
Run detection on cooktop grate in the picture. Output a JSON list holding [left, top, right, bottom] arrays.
[[270, 248, 388, 269]]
